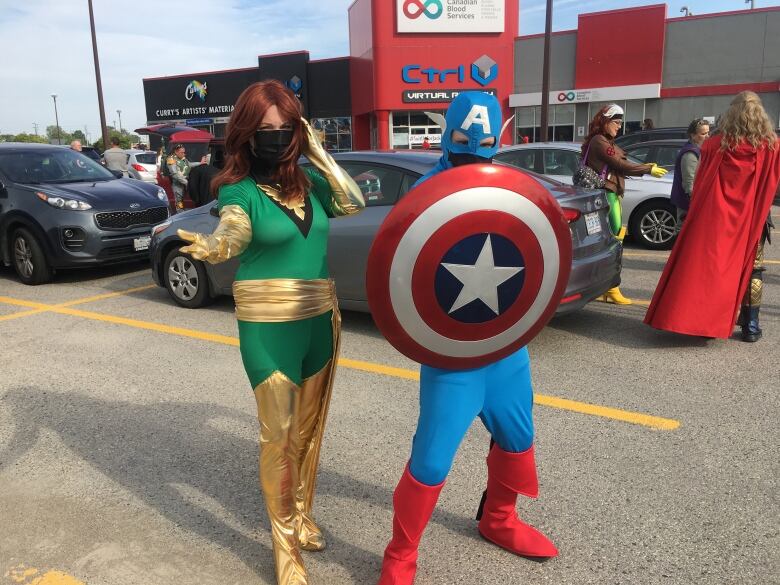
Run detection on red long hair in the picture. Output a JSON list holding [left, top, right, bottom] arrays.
[[581, 106, 613, 155], [211, 80, 309, 201]]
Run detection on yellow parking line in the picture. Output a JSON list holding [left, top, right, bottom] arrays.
[[3, 565, 84, 585], [0, 284, 155, 323], [623, 252, 669, 260], [0, 294, 680, 430]]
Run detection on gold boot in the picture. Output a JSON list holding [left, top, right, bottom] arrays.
[[602, 287, 632, 305], [295, 360, 337, 552], [255, 371, 309, 585], [616, 226, 627, 242]]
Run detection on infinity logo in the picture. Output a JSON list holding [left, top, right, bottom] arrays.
[[403, 0, 443, 20]]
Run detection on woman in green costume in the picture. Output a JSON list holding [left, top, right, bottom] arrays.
[[581, 104, 668, 304], [179, 80, 364, 585]]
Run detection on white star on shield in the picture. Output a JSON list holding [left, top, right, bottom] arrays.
[[441, 235, 524, 315]]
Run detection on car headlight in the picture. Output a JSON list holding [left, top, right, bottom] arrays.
[[152, 221, 172, 236], [157, 188, 168, 202], [36, 191, 92, 211]]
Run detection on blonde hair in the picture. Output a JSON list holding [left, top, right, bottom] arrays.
[[718, 91, 777, 151]]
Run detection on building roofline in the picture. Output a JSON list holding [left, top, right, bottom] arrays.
[[143, 66, 258, 82], [258, 49, 311, 59], [667, 5, 780, 22]]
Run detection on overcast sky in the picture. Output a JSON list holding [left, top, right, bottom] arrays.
[[0, 0, 772, 138]]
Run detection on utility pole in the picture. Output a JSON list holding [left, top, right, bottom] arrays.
[[88, 0, 110, 150], [32, 122, 39, 136], [539, 0, 553, 143], [51, 94, 61, 144], [116, 109, 122, 133]]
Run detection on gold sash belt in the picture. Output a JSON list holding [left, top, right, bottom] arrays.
[[233, 278, 337, 322]]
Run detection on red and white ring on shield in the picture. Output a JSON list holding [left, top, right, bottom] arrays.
[[366, 163, 572, 370]]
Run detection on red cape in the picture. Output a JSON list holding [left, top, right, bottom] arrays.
[[644, 135, 780, 338]]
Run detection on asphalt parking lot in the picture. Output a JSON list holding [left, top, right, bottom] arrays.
[[1, 215, 778, 585]]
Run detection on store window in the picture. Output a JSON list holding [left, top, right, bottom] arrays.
[[311, 117, 352, 152], [514, 104, 574, 143], [391, 110, 445, 150]]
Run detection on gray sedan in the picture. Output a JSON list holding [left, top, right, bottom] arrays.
[[149, 151, 621, 314]]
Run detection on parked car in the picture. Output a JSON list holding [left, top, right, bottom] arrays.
[[495, 142, 677, 250], [623, 139, 687, 172], [614, 127, 688, 148], [0, 143, 170, 284], [134, 124, 213, 211], [126, 149, 158, 183], [150, 151, 621, 315], [80, 146, 103, 164]]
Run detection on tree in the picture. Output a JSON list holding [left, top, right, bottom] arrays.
[[93, 129, 131, 151], [46, 125, 73, 145], [72, 130, 86, 142], [11, 133, 49, 144]]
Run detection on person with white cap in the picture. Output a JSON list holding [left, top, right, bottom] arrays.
[[581, 104, 668, 304]]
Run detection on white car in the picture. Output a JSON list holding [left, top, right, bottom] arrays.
[[496, 142, 677, 249], [125, 149, 158, 183]]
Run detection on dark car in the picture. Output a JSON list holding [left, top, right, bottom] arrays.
[[614, 127, 688, 148], [150, 151, 621, 315], [0, 143, 170, 284], [623, 139, 687, 172]]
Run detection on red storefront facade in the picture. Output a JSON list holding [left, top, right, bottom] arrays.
[[348, 0, 517, 150]]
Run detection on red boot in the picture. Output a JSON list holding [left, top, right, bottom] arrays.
[[377, 465, 444, 585], [476, 444, 558, 558]]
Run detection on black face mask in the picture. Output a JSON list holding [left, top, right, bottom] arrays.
[[448, 152, 493, 167], [251, 129, 294, 171]]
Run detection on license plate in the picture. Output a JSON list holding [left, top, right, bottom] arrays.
[[133, 235, 151, 251], [585, 212, 602, 235]]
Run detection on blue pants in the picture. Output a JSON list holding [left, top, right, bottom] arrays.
[[409, 347, 535, 486]]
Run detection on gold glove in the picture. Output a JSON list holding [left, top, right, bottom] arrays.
[[300, 118, 365, 216], [178, 204, 252, 263]]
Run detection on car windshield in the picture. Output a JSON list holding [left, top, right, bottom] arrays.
[[135, 152, 157, 165], [0, 149, 116, 184]]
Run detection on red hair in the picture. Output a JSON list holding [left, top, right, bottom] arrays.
[[581, 106, 613, 155], [211, 80, 309, 201]]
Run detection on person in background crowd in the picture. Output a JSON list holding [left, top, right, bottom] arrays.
[[103, 137, 127, 176], [167, 144, 191, 211], [645, 91, 780, 342], [421, 136, 431, 150], [70, 140, 82, 152], [670, 118, 710, 229], [580, 105, 668, 304], [643, 118, 655, 130], [187, 149, 225, 207], [178, 80, 364, 585]]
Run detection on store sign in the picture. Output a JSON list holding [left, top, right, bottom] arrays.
[[509, 84, 661, 107], [403, 55, 498, 87], [409, 133, 442, 145], [397, 0, 504, 33], [144, 68, 261, 123], [403, 88, 497, 103]]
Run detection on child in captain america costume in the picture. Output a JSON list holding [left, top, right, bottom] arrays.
[[377, 91, 558, 585]]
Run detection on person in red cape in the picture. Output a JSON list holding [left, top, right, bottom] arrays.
[[645, 91, 780, 341]]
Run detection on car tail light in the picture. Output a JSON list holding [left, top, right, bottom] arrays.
[[132, 163, 146, 172], [561, 207, 581, 223], [560, 293, 582, 304]]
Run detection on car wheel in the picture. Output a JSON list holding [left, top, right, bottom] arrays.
[[164, 247, 212, 308], [11, 228, 53, 285], [629, 201, 678, 250]]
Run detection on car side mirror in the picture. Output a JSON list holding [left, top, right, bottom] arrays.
[[111, 169, 123, 179], [209, 205, 219, 217]]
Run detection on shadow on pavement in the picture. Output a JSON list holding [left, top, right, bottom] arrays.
[[0, 388, 497, 582]]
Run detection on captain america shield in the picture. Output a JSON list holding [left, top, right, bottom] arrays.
[[366, 163, 572, 369]]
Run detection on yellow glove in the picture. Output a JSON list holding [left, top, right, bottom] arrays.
[[650, 164, 668, 178], [177, 205, 252, 263]]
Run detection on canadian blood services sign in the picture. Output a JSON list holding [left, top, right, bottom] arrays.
[[397, 0, 505, 33]]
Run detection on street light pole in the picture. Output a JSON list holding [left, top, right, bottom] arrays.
[[116, 109, 122, 133], [51, 94, 61, 145], [88, 0, 110, 150], [539, 0, 553, 143]]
